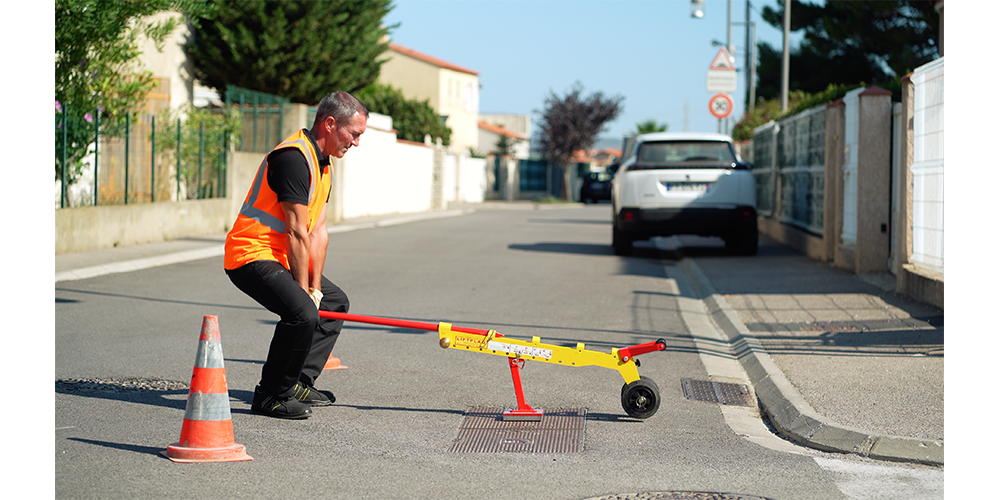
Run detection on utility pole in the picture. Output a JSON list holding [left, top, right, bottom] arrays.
[[781, 0, 790, 111], [727, 0, 734, 56], [745, 0, 755, 114]]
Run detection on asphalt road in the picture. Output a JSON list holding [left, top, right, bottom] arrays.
[[54, 204, 943, 499]]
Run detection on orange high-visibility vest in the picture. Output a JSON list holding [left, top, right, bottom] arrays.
[[224, 129, 331, 270]]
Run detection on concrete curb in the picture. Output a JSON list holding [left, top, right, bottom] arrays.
[[678, 257, 944, 466]]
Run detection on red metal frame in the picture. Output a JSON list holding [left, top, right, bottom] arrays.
[[502, 357, 544, 421], [616, 339, 668, 363], [319, 311, 502, 337]]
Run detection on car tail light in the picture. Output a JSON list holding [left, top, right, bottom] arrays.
[[622, 209, 637, 222]]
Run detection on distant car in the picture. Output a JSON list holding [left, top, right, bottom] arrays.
[[611, 132, 758, 255], [580, 171, 613, 203]]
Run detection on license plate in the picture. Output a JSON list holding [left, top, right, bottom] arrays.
[[663, 182, 710, 192]]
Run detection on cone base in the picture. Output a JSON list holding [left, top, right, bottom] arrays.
[[323, 356, 348, 370], [161, 442, 253, 463]]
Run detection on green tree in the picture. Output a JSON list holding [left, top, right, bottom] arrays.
[[754, 0, 940, 101], [635, 119, 668, 134], [55, 0, 213, 185], [186, 0, 394, 104], [355, 82, 451, 145], [537, 82, 623, 201], [732, 82, 874, 142], [493, 134, 519, 157]]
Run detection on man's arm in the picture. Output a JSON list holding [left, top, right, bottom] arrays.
[[307, 204, 329, 292], [280, 201, 311, 292]]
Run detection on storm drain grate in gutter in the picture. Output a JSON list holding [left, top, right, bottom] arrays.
[[449, 407, 586, 453], [581, 492, 774, 500], [681, 378, 755, 407]]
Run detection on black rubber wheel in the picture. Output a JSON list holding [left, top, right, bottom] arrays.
[[621, 376, 660, 419], [725, 225, 758, 256], [612, 225, 633, 256]]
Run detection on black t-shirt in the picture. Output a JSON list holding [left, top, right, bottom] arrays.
[[265, 131, 330, 205]]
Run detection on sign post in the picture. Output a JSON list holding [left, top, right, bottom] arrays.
[[706, 46, 737, 133]]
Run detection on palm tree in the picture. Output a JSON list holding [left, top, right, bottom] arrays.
[[635, 120, 668, 134]]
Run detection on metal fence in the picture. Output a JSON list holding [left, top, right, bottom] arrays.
[[751, 104, 827, 234], [55, 104, 229, 209], [750, 123, 777, 217], [225, 85, 287, 153]]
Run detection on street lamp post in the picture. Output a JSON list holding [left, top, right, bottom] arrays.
[[691, 0, 705, 18]]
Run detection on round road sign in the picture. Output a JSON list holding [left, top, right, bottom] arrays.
[[709, 93, 733, 119]]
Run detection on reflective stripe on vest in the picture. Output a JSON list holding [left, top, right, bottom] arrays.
[[238, 138, 318, 234]]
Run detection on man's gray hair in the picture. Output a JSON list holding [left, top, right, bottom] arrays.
[[314, 91, 369, 127]]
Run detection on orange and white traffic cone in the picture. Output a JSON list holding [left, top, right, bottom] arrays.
[[323, 353, 347, 370], [162, 315, 252, 463]]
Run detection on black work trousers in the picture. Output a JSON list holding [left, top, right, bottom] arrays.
[[226, 260, 350, 398]]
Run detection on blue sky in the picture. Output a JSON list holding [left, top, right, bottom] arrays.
[[383, 0, 801, 146]]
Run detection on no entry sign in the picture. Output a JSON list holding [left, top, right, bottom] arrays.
[[709, 93, 733, 119]]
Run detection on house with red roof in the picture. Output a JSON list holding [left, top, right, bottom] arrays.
[[477, 121, 530, 159], [378, 43, 481, 156]]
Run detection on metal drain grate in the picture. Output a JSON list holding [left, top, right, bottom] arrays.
[[681, 378, 755, 407], [449, 407, 586, 453], [582, 492, 774, 500]]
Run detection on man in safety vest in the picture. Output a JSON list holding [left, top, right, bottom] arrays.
[[224, 91, 368, 419]]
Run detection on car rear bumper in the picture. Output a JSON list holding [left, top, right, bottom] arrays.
[[615, 205, 757, 238]]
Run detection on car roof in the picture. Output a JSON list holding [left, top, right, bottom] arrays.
[[634, 132, 733, 143]]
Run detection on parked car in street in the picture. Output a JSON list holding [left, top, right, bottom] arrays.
[[580, 171, 613, 203], [611, 132, 758, 255]]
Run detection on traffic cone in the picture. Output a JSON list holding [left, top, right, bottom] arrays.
[[323, 353, 348, 370], [162, 315, 252, 463]]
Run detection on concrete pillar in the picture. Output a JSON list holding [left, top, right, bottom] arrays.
[[329, 156, 345, 224], [896, 75, 915, 279], [823, 100, 845, 262], [282, 103, 310, 140], [854, 86, 893, 273], [432, 139, 446, 210]]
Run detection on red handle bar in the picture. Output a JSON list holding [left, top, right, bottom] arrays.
[[318, 310, 499, 337]]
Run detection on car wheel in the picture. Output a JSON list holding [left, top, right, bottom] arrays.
[[726, 224, 758, 256], [613, 225, 633, 256]]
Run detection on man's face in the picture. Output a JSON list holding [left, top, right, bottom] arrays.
[[326, 112, 367, 158]]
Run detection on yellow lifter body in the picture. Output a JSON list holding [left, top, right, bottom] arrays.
[[437, 323, 642, 384]]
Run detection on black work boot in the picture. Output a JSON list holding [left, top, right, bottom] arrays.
[[251, 386, 312, 419], [291, 382, 335, 406]]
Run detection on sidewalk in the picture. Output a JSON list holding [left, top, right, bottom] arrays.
[[674, 234, 944, 466], [55, 208, 473, 282], [54, 202, 561, 280], [54, 208, 944, 466]]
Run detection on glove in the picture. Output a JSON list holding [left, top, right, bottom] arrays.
[[309, 288, 323, 310]]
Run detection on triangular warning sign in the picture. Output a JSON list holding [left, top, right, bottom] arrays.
[[709, 47, 735, 70]]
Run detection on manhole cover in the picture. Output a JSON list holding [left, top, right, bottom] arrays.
[[582, 492, 774, 500], [56, 377, 189, 393], [681, 379, 755, 407], [450, 407, 585, 453]]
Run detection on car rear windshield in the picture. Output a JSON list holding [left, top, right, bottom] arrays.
[[637, 141, 736, 164]]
